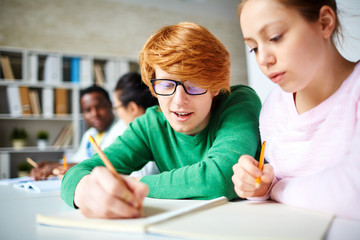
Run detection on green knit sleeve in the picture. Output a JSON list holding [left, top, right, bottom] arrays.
[[60, 113, 156, 208]]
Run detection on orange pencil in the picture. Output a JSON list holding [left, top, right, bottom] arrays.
[[88, 135, 137, 206], [62, 155, 68, 170], [255, 141, 266, 189]]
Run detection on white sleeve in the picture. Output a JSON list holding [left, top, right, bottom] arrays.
[[68, 129, 92, 163], [130, 161, 160, 177], [100, 119, 127, 149]]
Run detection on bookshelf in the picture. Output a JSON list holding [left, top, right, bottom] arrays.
[[0, 46, 138, 178]]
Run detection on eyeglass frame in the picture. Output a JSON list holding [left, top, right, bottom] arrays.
[[112, 103, 123, 110], [150, 79, 208, 96]]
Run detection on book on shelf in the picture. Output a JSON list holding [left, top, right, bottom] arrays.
[[29, 90, 41, 116], [55, 88, 68, 115], [42, 87, 54, 118], [115, 59, 130, 81], [104, 59, 115, 86], [53, 123, 73, 148], [93, 63, 105, 86], [80, 57, 93, 87], [61, 124, 73, 147], [18, 86, 32, 115], [6, 86, 22, 117], [0, 56, 15, 80], [36, 197, 333, 240], [28, 53, 38, 83], [44, 55, 61, 84], [105, 59, 130, 89], [70, 57, 80, 84]]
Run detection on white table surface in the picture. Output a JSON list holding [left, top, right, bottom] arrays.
[[0, 184, 359, 240]]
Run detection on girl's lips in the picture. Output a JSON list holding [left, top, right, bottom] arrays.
[[268, 72, 285, 84]]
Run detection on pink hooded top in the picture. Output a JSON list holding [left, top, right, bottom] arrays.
[[255, 62, 360, 220]]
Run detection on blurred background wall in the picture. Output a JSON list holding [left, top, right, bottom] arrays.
[[0, 0, 247, 85]]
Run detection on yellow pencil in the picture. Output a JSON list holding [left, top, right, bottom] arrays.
[[88, 135, 137, 206], [255, 141, 266, 189], [26, 157, 38, 168], [62, 155, 68, 170]]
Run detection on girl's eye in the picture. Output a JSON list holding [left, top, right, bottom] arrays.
[[270, 35, 282, 42], [249, 47, 258, 54]]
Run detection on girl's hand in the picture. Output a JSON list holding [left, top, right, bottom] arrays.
[[232, 155, 274, 198]]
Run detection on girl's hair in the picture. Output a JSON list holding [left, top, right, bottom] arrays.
[[237, 0, 342, 42], [138, 22, 231, 96], [114, 72, 158, 109]]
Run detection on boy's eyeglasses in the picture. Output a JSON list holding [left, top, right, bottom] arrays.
[[150, 79, 207, 96]]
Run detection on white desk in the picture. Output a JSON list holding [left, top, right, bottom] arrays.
[[0, 184, 359, 240], [0, 185, 179, 240]]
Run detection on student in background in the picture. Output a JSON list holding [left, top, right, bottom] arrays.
[[113, 72, 160, 177], [31, 76, 160, 180], [231, 0, 360, 220], [70, 85, 126, 162], [30, 85, 126, 180], [61, 22, 262, 219]]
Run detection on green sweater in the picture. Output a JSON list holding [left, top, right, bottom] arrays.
[[61, 85, 261, 207]]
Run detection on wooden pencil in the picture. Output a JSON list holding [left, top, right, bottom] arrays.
[[88, 135, 136, 205], [62, 155, 68, 170], [26, 157, 38, 168], [255, 141, 266, 189]]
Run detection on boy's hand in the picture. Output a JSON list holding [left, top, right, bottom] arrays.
[[74, 166, 149, 219]]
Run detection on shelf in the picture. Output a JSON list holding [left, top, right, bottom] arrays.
[[0, 114, 74, 120], [0, 46, 139, 179], [0, 79, 79, 89], [0, 146, 75, 153]]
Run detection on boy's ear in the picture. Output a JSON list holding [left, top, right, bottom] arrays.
[[318, 5, 336, 39], [212, 90, 220, 97]]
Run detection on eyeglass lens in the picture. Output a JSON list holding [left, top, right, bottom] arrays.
[[152, 80, 206, 95]]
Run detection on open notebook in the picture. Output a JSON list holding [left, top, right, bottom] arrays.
[[37, 196, 227, 233], [0, 177, 61, 192], [14, 179, 61, 192], [37, 197, 333, 239]]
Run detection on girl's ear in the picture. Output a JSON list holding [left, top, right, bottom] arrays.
[[318, 6, 336, 39], [127, 101, 145, 117]]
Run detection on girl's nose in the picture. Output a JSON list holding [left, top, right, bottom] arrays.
[[257, 47, 276, 68]]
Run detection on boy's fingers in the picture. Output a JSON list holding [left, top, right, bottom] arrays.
[[93, 167, 139, 208], [124, 176, 149, 200]]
